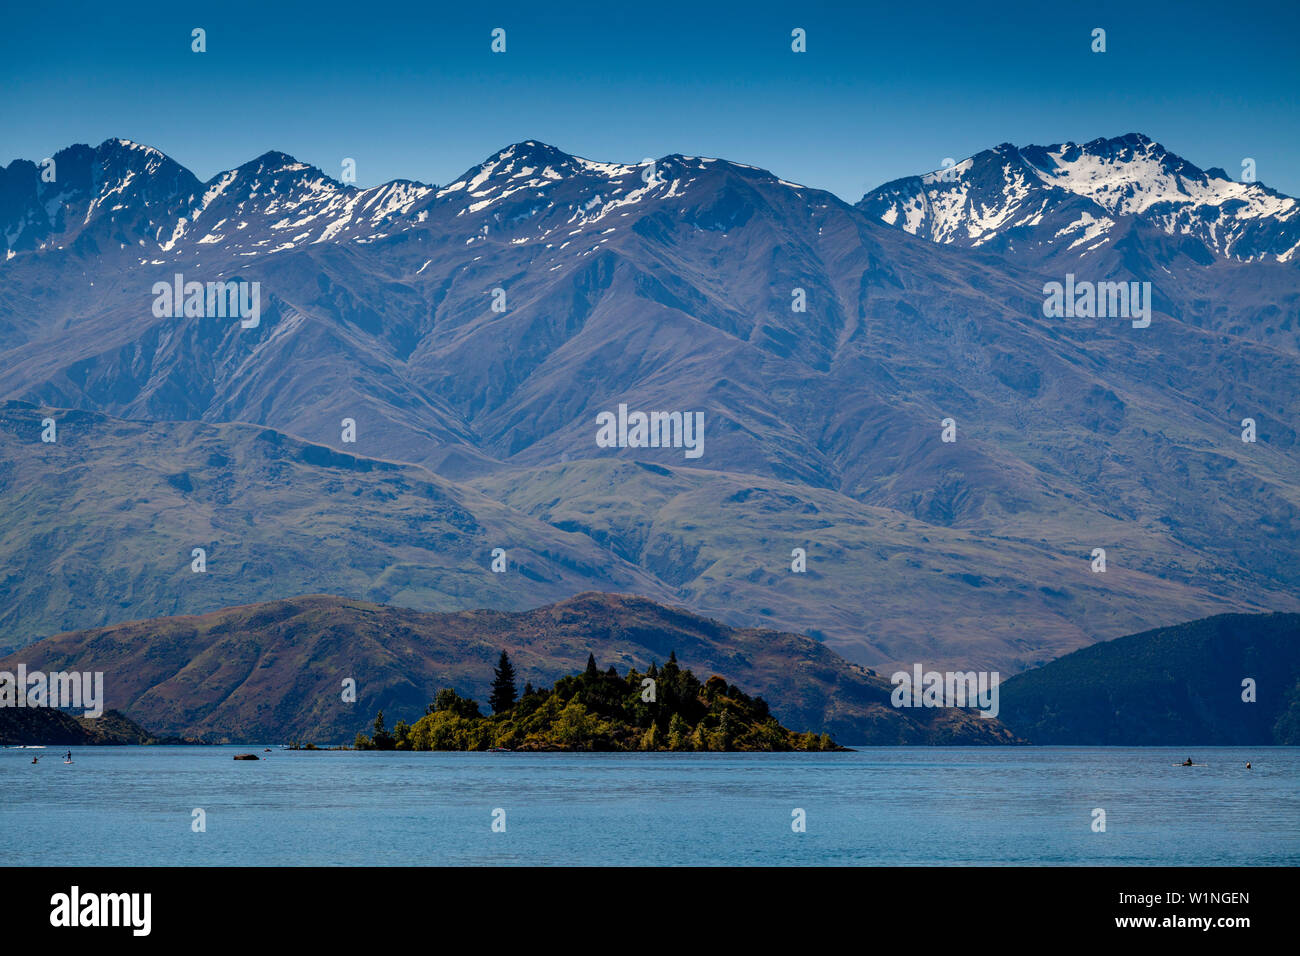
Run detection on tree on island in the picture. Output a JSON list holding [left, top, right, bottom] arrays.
[[489, 650, 518, 714], [434, 688, 481, 718], [363, 710, 396, 750]]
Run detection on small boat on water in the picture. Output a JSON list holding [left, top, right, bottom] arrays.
[[487, 747, 513, 753], [233, 753, 260, 761]]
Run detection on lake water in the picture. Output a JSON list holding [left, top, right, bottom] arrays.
[[2, 746, 1295, 866]]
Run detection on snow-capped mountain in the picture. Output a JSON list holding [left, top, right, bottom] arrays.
[[857, 133, 1300, 264], [161, 150, 434, 256], [431, 140, 788, 238], [0, 139, 198, 256], [0, 138, 797, 266]]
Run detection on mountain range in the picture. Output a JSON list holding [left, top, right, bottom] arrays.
[[1, 133, 1297, 675]]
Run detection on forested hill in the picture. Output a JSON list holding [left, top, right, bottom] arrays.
[[998, 613, 1300, 744]]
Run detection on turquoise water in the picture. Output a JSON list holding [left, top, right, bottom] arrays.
[[2, 746, 1295, 866]]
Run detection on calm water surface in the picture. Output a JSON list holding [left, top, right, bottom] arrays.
[[2, 746, 1295, 865]]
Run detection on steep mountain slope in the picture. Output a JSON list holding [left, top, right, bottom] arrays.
[[0, 402, 1281, 672], [998, 612, 1300, 744], [467, 459, 1278, 672], [0, 401, 671, 654], [0, 592, 1020, 745]]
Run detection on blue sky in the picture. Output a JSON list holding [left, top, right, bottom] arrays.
[[2, 0, 1297, 199]]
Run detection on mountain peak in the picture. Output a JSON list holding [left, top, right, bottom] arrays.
[[236, 149, 321, 178], [95, 137, 170, 161], [87, 138, 190, 185], [497, 140, 572, 161], [1104, 131, 1154, 147], [1050, 131, 1166, 165], [434, 139, 634, 208]]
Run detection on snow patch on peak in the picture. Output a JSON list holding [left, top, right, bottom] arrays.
[[100, 138, 168, 160]]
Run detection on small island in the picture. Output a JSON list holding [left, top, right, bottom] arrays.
[[354, 651, 845, 752]]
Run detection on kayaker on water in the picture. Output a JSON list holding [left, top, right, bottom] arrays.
[[1182, 757, 1194, 766]]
